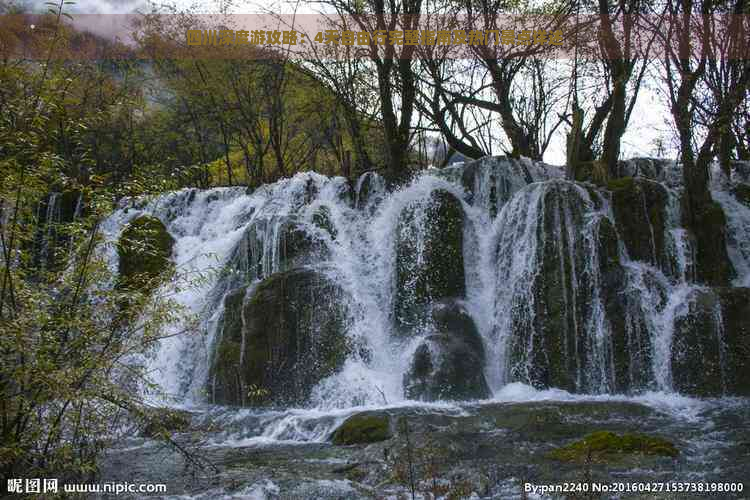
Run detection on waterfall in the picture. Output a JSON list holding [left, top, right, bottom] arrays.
[[714, 188, 750, 286], [98, 157, 750, 408]]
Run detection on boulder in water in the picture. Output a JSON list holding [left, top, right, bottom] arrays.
[[331, 413, 391, 445], [210, 267, 352, 406], [395, 189, 465, 332], [404, 300, 490, 401], [117, 215, 174, 291]]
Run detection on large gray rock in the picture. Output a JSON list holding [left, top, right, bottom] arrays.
[[209, 268, 351, 406], [395, 189, 465, 333], [404, 300, 490, 401]]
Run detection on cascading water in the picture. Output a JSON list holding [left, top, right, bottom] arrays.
[[99, 157, 750, 415]]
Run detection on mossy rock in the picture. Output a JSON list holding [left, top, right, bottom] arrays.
[[574, 160, 608, 185], [715, 287, 750, 395], [547, 431, 678, 463], [331, 413, 391, 445], [210, 268, 352, 406], [312, 206, 338, 240], [224, 216, 328, 283], [395, 189, 465, 332], [404, 300, 490, 401], [141, 408, 191, 438], [690, 201, 735, 285], [117, 215, 174, 291], [607, 177, 667, 271], [731, 183, 750, 206], [673, 287, 750, 396], [508, 181, 612, 392]]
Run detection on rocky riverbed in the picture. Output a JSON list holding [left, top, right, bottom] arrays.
[[101, 391, 750, 499]]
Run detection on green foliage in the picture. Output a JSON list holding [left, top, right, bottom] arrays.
[[141, 408, 192, 438], [0, 2, 196, 484]]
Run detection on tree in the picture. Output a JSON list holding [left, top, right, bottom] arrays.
[[653, 0, 749, 283]]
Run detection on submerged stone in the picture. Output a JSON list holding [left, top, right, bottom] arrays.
[[210, 268, 351, 406], [404, 300, 490, 401], [331, 413, 391, 445], [395, 189, 466, 332]]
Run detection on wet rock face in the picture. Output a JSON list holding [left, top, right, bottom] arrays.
[[355, 171, 386, 212], [404, 300, 490, 401], [117, 215, 174, 291], [607, 177, 668, 270], [731, 183, 750, 207], [717, 288, 750, 395], [225, 216, 328, 283], [691, 201, 736, 286], [505, 182, 617, 393], [395, 189, 465, 333], [672, 287, 750, 396], [210, 268, 351, 407], [732, 161, 750, 183], [672, 289, 726, 396], [617, 158, 678, 185], [597, 218, 655, 394]]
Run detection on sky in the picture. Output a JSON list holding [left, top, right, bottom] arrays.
[[64, 0, 673, 166]]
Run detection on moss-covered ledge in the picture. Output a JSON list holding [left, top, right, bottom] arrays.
[[547, 431, 678, 464]]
